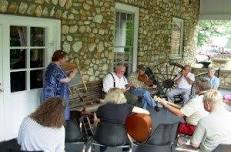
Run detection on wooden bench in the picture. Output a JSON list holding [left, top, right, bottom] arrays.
[[70, 80, 104, 112]]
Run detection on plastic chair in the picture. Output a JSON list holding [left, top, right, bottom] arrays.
[[65, 119, 86, 152], [87, 122, 132, 152], [132, 122, 179, 152]]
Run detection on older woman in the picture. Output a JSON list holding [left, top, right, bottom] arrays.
[[18, 97, 65, 152], [42, 50, 77, 120], [94, 88, 149, 151]]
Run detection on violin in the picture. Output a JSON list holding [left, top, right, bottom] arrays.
[[62, 62, 77, 73], [138, 73, 153, 87]]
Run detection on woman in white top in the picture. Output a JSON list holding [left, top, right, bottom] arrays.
[[18, 97, 65, 152]]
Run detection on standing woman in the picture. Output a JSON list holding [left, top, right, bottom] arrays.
[[42, 50, 77, 120]]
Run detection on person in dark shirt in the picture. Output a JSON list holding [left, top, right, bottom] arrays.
[[94, 88, 149, 151]]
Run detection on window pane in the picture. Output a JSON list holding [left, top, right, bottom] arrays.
[[10, 26, 27, 46], [30, 70, 43, 89], [126, 14, 134, 46], [11, 71, 26, 92], [30, 27, 45, 46], [30, 49, 44, 68], [114, 11, 135, 76], [10, 49, 26, 69]]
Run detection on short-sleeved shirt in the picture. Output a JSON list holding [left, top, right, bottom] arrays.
[[181, 95, 209, 126], [42, 63, 70, 101], [103, 72, 128, 93], [96, 103, 134, 124], [18, 117, 65, 152], [191, 108, 231, 152], [176, 72, 195, 90], [208, 76, 220, 89]]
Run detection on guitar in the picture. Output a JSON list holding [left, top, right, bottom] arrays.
[[125, 113, 153, 143], [154, 96, 182, 109]]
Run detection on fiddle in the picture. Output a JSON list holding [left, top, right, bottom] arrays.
[[62, 62, 77, 73], [138, 73, 154, 87]]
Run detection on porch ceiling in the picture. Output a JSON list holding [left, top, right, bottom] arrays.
[[200, 0, 231, 20]]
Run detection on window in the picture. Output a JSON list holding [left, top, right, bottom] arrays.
[[114, 3, 139, 76], [10, 26, 45, 92]]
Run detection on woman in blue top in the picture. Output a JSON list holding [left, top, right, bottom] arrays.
[[42, 50, 77, 120]]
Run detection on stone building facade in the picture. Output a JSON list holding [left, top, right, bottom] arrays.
[[0, 0, 200, 82]]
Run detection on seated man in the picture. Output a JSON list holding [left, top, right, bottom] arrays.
[[103, 63, 129, 93], [207, 67, 220, 89], [158, 78, 211, 136], [128, 65, 157, 109], [167, 65, 195, 104], [191, 89, 231, 152]]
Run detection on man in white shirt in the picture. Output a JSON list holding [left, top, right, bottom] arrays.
[[191, 89, 231, 152], [103, 64, 129, 93], [167, 65, 195, 103], [158, 78, 211, 136]]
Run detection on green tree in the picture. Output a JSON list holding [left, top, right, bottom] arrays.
[[197, 20, 225, 47]]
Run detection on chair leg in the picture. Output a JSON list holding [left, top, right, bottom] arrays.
[[87, 145, 92, 152], [82, 144, 86, 152]]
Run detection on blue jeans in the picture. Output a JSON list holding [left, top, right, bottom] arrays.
[[130, 88, 156, 109]]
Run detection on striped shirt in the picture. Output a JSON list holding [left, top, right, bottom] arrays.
[[18, 117, 65, 152]]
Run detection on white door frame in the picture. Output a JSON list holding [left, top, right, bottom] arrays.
[[0, 24, 4, 141], [0, 14, 61, 141]]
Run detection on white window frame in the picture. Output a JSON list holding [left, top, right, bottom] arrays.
[[115, 3, 139, 72], [10, 26, 47, 92], [0, 15, 60, 94]]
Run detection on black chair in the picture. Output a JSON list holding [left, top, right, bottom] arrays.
[[65, 120, 85, 152], [0, 138, 21, 152], [212, 144, 231, 152], [132, 122, 179, 152], [88, 122, 131, 152]]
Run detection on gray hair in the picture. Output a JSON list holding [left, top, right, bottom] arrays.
[[195, 77, 211, 92], [208, 67, 216, 72]]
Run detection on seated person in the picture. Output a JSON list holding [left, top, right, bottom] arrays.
[[103, 63, 137, 105], [103, 63, 129, 93], [94, 88, 149, 152], [167, 65, 195, 104], [158, 78, 211, 136], [18, 97, 65, 152], [207, 67, 220, 89], [128, 64, 158, 109], [191, 89, 231, 152]]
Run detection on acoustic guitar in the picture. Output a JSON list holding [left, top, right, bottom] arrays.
[[154, 96, 182, 109], [125, 113, 152, 143]]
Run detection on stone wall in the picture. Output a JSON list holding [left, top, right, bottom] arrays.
[[0, 0, 200, 82]]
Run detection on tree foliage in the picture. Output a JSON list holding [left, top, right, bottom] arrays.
[[197, 20, 231, 47]]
